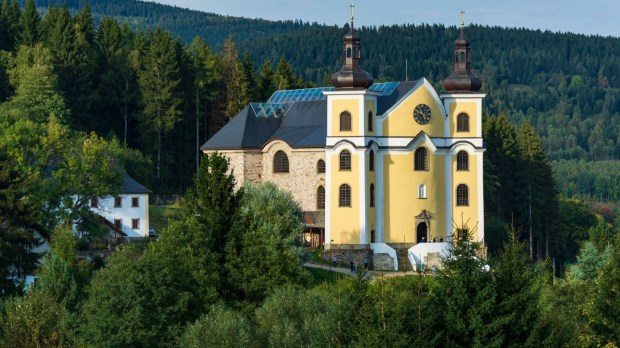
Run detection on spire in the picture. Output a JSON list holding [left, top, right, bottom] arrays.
[[443, 11, 482, 93], [331, 1, 374, 89]]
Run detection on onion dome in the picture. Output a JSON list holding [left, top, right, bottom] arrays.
[[331, 13, 373, 89], [444, 20, 482, 93]]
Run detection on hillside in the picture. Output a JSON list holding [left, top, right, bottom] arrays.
[[19, 0, 620, 201]]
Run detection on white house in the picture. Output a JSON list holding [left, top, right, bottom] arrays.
[[89, 173, 151, 238]]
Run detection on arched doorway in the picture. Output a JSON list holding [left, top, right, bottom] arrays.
[[416, 222, 428, 243]]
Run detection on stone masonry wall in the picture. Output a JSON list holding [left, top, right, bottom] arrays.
[[262, 142, 325, 212]]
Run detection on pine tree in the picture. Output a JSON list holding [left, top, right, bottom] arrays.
[[274, 55, 296, 90], [220, 36, 249, 120], [135, 28, 182, 182], [18, 0, 40, 47], [241, 51, 258, 101], [0, 0, 21, 51], [257, 57, 276, 101]]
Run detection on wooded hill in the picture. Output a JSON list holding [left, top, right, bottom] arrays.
[[15, 0, 620, 201]]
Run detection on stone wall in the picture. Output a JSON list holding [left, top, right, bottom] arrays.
[[261, 142, 325, 212], [321, 246, 373, 270]]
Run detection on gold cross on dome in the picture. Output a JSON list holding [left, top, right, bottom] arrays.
[[350, 1, 355, 22], [461, 10, 466, 28]]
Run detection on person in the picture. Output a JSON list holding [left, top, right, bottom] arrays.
[[353, 261, 358, 273], [332, 255, 337, 268], [350, 260, 354, 272], [364, 257, 369, 270], [432, 264, 437, 275]]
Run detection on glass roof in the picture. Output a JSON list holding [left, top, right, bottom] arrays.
[[263, 82, 400, 114], [368, 82, 399, 96], [250, 102, 293, 118]]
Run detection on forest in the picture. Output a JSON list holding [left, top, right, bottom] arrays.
[[8, 0, 620, 203], [0, 0, 619, 346]]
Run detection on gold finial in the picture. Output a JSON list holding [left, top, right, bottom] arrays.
[[350, 1, 355, 23], [460, 10, 465, 29]]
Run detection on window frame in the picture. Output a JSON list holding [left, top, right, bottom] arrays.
[[131, 218, 140, 230], [317, 186, 325, 210], [339, 111, 352, 132], [418, 184, 427, 199], [114, 219, 122, 229], [114, 196, 122, 208], [369, 150, 374, 172], [457, 113, 470, 132], [339, 184, 352, 207], [131, 197, 139, 208], [317, 159, 326, 174], [339, 150, 352, 171], [456, 184, 469, 206], [414, 147, 429, 171], [273, 150, 290, 173], [367, 111, 373, 132], [457, 151, 469, 171], [370, 183, 375, 208]]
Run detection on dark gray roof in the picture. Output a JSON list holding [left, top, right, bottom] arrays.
[[201, 82, 418, 151], [122, 173, 151, 194]]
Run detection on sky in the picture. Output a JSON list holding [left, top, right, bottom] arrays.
[[149, 0, 619, 38]]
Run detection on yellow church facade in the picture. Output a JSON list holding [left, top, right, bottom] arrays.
[[202, 13, 485, 270]]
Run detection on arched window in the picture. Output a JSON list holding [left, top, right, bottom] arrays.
[[370, 183, 375, 207], [317, 186, 325, 210], [456, 184, 469, 206], [414, 147, 429, 171], [418, 184, 427, 199], [367, 111, 373, 132], [457, 113, 469, 132], [459, 52, 465, 63], [317, 159, 326, 173], [339, 150, 351, 171], [340, 111, 352, 131], [353, 47, 359, 58], [339, 184, 351, 207], [347, 47, 352, 58], [369, 150, 375, 172], [273, 150, 289, 173], [457, 151, 469, 171]]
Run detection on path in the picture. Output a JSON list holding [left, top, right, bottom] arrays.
[[304, 262, 424, 279]]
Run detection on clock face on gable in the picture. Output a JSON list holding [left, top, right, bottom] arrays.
[[413, 104, 432, 125]]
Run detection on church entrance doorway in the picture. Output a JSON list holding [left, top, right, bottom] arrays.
[[416, 222, 427, 244]]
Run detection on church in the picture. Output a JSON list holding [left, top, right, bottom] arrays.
[[201, 11, 485, 271]]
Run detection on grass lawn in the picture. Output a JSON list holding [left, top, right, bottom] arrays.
[[306, 266, 343, 286], [149, 204, 185, 234]]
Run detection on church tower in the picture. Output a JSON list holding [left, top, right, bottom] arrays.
[[441, 13, 486, 242], [324, 4, 380, 248]]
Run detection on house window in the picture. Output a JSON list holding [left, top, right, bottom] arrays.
[[419, 184, 427, 199], [132, 218, 140, 229], [90, 198, 98, 208], [317, 159, 326, 173], [369, 150, 374, 172], [114, 219, 122, 228], [414, 147, 429, 171], [339, 184, 351, 207], [457, 151, 469, 171], [347, 47, 352, 58], [273, 150, 289, 173], [370, 184, 375, 208], [368, 111, 373, 132], [132, 197, 139, 208], [114, 197, 122, 208], [339, 150, 351, 171], [456, 184, 469, 206], [317, 186, 325, 210], [340, 112, 352, 131], [457, 113, 469, 132]]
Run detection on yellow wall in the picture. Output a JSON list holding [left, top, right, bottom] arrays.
[[449, 102, 478, 137], [330, 150, 361, 244], [452, 152, 480, 239], [382, 87, 444, 137], [382, 150, 446, 243], [331, 99, 360, 136]]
